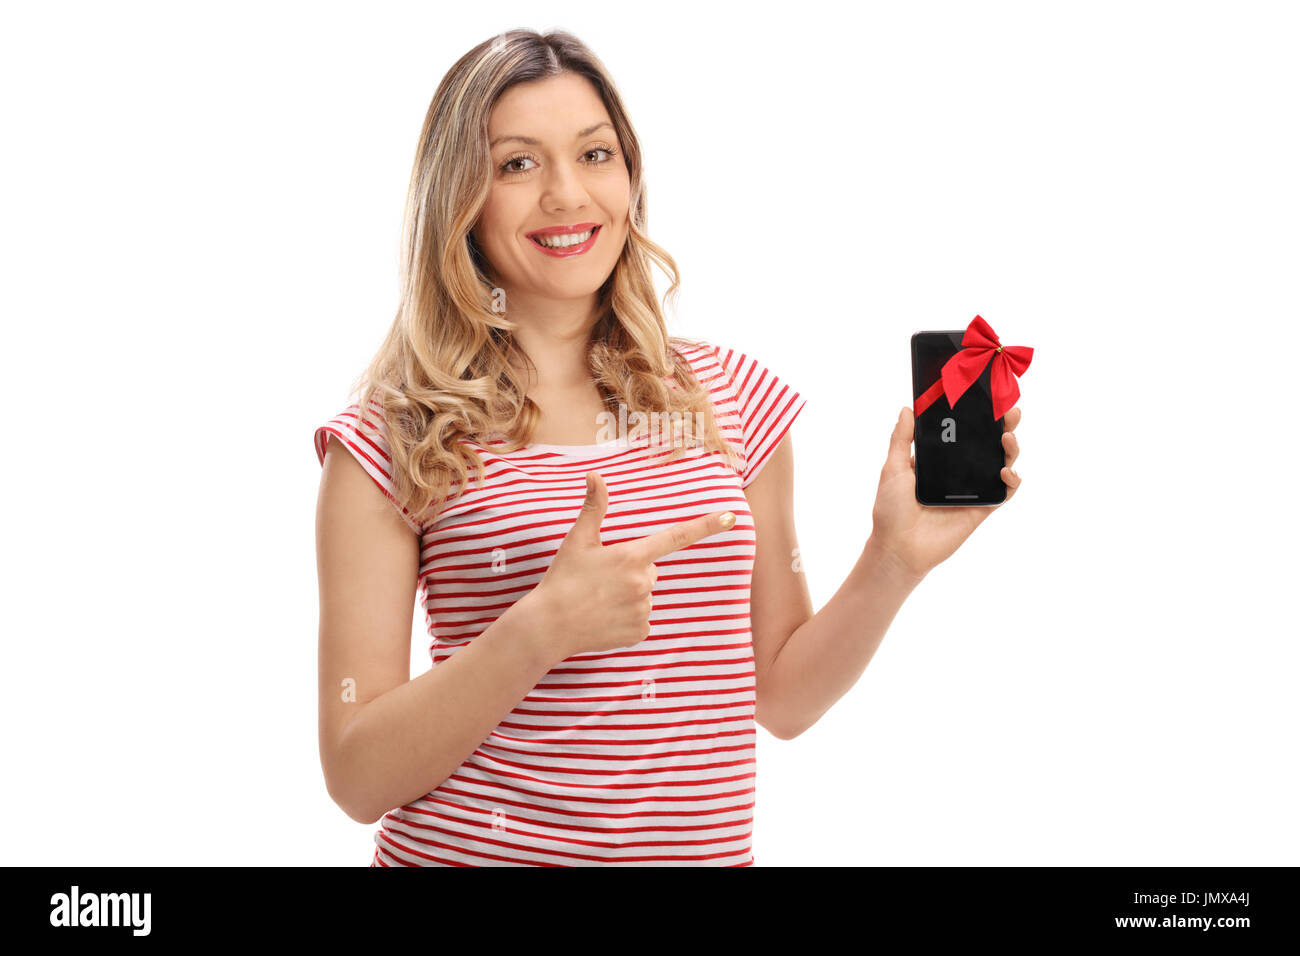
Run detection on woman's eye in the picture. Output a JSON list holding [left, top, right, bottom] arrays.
[[500, 155, 537, 175], [585, 145, 619, 164]]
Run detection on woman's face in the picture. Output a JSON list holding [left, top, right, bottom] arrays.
[[473, 72, 631, 302]]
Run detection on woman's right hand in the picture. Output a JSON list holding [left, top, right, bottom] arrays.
[[524, 472, 736, 661]]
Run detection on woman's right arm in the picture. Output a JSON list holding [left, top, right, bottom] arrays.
[[315, 435, 566, 825]]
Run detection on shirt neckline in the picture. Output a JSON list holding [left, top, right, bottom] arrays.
[[477, 434, 675, 458], [523, 437, 628, 456]]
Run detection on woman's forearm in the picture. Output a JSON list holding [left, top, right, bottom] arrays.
[[328, 593, 565, 824], [762, 537, 925, 739]]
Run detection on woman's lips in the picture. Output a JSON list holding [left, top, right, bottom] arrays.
[[528, 224, 601, 258]]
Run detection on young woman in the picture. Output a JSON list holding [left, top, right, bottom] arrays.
[[313, 29, 1023, 867]]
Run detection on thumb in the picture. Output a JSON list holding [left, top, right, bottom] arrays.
[[888, 405, 914, 472], [565, 471, 608, 548]]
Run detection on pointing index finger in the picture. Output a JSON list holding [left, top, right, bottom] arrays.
[[627, 510, 736, 564]]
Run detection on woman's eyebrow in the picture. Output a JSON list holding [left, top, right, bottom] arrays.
[[490, 121, 614, 148]]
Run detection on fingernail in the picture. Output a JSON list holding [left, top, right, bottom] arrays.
[[720, 512, 735, 528]]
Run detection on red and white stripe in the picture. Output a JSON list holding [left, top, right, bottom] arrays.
[[316, 339, 805, 866]]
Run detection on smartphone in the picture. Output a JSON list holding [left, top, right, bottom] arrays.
[[910, 331, 1006, 506]]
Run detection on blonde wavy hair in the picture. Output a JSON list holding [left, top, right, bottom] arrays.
[[345, 28, 741, 528]]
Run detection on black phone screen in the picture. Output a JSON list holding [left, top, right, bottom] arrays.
[[910, 331, 1006, 506]]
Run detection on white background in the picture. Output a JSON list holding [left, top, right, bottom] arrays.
[[2, 0, 1296, 866]]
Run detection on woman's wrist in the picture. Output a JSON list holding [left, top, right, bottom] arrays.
[[863, 534, 927, 590], [509, 587, 572, 670]]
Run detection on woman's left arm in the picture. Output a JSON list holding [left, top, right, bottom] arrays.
[[749, 405, 1023, 740]]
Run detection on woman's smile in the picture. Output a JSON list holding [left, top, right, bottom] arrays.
[[527, 223, 601, 257]]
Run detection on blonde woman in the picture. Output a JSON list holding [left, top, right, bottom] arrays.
[[313, 29, 1023, 867]]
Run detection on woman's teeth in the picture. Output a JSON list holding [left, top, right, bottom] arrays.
[[532, 228, 595, 248]]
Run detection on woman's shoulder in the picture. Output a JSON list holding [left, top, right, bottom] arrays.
[[667, 335, 727, 374]]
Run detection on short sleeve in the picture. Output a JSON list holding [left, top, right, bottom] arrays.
[[314, 402, 425, 535], [711, 343, 807, 487]]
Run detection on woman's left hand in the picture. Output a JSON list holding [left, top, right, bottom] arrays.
[[867, 404, 1022, 581]]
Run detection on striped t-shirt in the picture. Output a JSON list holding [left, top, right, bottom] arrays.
[[313, 338, 806, 866]]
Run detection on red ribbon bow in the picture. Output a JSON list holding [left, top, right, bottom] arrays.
[[914, 315, 1033, 421]]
